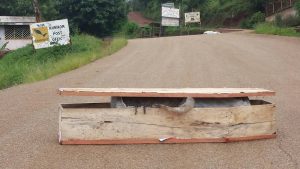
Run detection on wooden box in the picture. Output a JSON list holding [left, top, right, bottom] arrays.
[[58, 88, 276, 145]]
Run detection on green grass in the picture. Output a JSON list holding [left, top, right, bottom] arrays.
[[255, 23, 300, 37], [0, 34, 127, 89]]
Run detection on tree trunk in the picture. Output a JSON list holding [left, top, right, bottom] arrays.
[[32, 0, 42, 23]]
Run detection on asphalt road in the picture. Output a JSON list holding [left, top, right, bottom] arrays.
[[1, 32, 300, 169]]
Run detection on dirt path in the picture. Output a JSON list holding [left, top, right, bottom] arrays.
[[127, 11, 153, 26], [1, 32, 300, 169]]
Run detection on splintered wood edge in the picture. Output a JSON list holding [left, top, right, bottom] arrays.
[[57, 88, 276, 98], [60, 134, 277, 145]]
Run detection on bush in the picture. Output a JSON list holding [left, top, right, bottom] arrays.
[[249, 12, 265, 26], [240, 12, 265, 28], [240, 20, 251, 29], [116, 21, 142, 38], [124, 22, 140, 35], [275, 15, 284, 27], [239, 22, 249, 29], [164, 26, 205, 36], [140, 25, 153, 38], [255, 22, 300, 37]]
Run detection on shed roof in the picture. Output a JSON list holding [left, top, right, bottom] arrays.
[[0, 16, 36, 25]]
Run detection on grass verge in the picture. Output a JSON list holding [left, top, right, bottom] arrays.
[[0, 34, 127, 89], [255, 23, 300, 37]]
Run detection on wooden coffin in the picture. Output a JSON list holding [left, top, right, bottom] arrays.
[[58, 88, 276, 145]]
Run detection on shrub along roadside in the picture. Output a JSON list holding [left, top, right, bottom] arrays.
[[255, 23, 300, 37], [240, 11, 265, 28], [0, 34, 127, 90], [113, 21, 140, 39], [164, 26, 207, 36]]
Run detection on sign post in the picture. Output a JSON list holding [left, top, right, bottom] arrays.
[[30, 19, 70, 49], [184, 12, 201, 35], [162, 3, 175, 8], [161, 4, 180, 36], [161, 7, 180, 27], [184, 12, 201, 25]]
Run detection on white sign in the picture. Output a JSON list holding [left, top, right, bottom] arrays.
[[30, 19, 70, 49], [162, 7, 180, 18], [162, 3, 174, 8], [185, 12, 201, 23], [162, 17, 179, 27]]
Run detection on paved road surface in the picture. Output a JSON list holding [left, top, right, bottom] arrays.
[[1, 32, 300, 169]]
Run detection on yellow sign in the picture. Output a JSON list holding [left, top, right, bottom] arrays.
[[32, 27, 49, 43]]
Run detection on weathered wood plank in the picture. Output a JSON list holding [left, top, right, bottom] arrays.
[[227, 122, 276, 137], [58, 88, 275, 98], [59, 102, 276, 144], [229, 104, 276, 124], [61, 134, 277, 145]]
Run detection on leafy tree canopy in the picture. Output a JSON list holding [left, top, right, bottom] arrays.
[[0, 0, 33, 16], [58, 0, 126, 36], [0, 0, 126, 37]]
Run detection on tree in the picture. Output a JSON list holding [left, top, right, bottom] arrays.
[[39, 0, 60, 21], [32, 0, 42, 22], [130, 0, 267, 26], [0, 0, 58, 21], [0, 0, 33, 16], [58, 0, 126, 36]]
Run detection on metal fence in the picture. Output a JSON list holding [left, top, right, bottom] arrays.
[[4, 25, 31, 40], [266, 0, 296, 16]]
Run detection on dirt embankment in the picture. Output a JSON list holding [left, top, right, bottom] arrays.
[[127, 11, 154, 26]]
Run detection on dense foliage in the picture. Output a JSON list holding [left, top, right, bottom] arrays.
[[0, 0, 298, 35], [0, 0, 127, 36], [129, 0, 266, 27], [0, 0, 33, 16], [57, 0, 126, 36]]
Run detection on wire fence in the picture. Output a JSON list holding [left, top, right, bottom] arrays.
[[4, 25, 31, 40], [266, 0, 296, 16]]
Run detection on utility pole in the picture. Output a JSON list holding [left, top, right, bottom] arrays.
[[32, 0, 42, 23]]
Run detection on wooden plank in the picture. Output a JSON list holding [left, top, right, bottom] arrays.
[[59, 102, 276, 144], [60, 134, 277, 145], [229, 104, 276, 124], [227, 122, 276, 137], [58, 88, 275, 98]]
